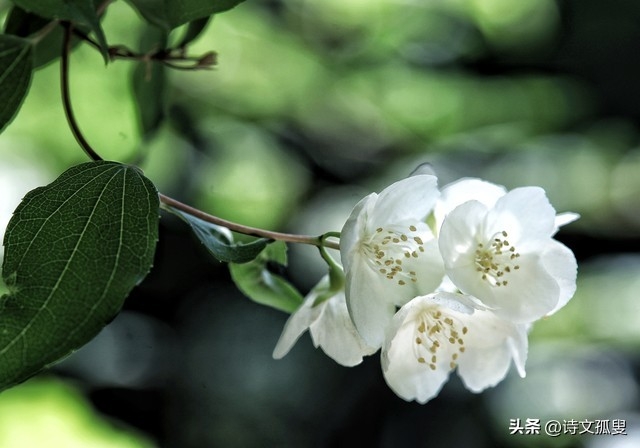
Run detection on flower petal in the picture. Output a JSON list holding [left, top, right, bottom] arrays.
[[434, 178, 506, 232], [554, 212, 580, 233], [412, 237, 445, 296], [447, 251, 560, 322], [381, 293, 474, 403], [272, 295, 323, 360], [541, 240, 578, 316], [439, 200, 489, 266], [345, 256, 399, 348], [309, 293, 376, 366], [368, 175, 439, 230], [456, 311, 528, 392], [381, 301, 450, 403], [485, 187, 556, 245], [340, 193, 376, 273]]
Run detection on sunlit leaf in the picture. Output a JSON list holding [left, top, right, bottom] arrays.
[[126, 0, 245, 30], [166, 206, 271, 263], [229, 241, 304, 313], [0, 34, 33, 134], [0, 161, 159, 392], [0, 379, 155, 447], [11, 0, 109, 62]]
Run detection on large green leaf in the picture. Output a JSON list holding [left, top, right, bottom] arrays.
[[11, 0, 109, 62], [0, 34, 33, 134], [126, 0, 245, 30], [0, 161, 159, 392], [229, 242, 304, 313], [166, 206, 271, 263]]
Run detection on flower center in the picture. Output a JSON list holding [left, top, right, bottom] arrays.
[[474, 230, 520, 287], [413, 308, 467, 371], [364, 225, 427, 286]]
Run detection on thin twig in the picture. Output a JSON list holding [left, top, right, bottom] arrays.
[[73, 29, 215, 69], [61, 22, 103, 161], [159, 194, 341, 250], [60, 21, 339, 251]]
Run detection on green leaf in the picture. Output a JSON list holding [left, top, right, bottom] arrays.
[[166, 206, 271, 263], [3, 6, 84, 68], [0, 34, 33, 134], [132, 25, 168, 139], [11, 0, 109, 63], [0, 161, 159, 392], [229, 242, 304, 313], [126, 0, 245, 30]]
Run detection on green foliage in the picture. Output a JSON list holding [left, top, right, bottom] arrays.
[[167, 206, 272, 263], [229, 242, 304, 313], [3, 6, 84, 68], [126, 0, 245, 30], [0, 379, 155, 447], [0, 34, 33, 134], [0, 161, 159, 392], [11, 0, 109, 62]]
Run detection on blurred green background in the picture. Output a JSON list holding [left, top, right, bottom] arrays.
[[1, 0, 640, 446]]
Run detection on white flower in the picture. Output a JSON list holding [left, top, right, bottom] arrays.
[[340, 175, 445, 348], [434, 177, 579, 235], [438, 186, 578, 322], [382, 292, 528, 404], [272, 275, 376, 367], [434, 178, 507, 231]]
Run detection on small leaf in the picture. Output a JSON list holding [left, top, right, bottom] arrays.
[[0, 34, 33, 134], [229, 242, 304, 313], [12, 0, 109, 62], [166, 206, 271, 263], [126, 0, 246, 30], [0, 161, 159, 391]]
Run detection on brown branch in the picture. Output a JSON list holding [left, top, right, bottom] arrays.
[[61, 22, 104, 162], [159, 194, 341, 250]]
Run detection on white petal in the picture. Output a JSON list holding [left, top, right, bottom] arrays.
[[485, 187, 556, 245], [456, 311, 528, 392], [448, 251, 560, 322], [438, 200, 488, 268], [540, 240, 578, 316], [340, 193, 376, 272], [381, 300, 450, 403], [412, 237, 445, 296], [272, 294, 323, 360], [441, 192, 567, 322], [381, 294, 474, 403], [553, 212, 580, 235], [310, 292, 376, 366], [434, 178, 506, 232], [427, 291, 476, 314], [508, 324, 529, 378], [345, 257, 398, 348], [368, 175, 439, 229], [457, 342, 511, 392]]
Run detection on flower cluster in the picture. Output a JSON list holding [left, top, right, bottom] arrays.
[[274, 175, 578, 404]]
